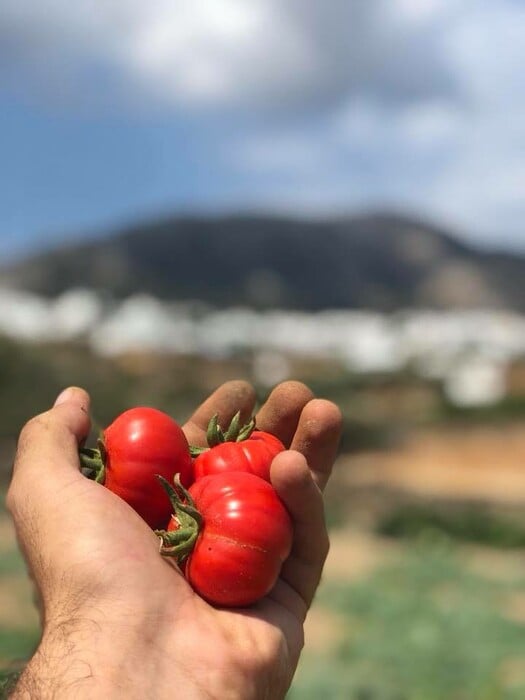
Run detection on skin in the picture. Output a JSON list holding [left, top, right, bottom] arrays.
[[7, 380, 342, 699]]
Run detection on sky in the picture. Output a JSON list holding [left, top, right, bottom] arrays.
[[1, 0, 524, 261]]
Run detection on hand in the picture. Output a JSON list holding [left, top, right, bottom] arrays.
[[7, 380, 342, 699]]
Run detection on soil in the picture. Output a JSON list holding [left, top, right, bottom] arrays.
[[340, 423, 525, 504]]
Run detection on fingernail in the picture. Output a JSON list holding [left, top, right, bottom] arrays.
[[54, 387, 77, 406]]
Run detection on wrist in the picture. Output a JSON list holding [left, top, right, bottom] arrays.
[[12, 603, 170, 699], [11, 602, 261, 700]]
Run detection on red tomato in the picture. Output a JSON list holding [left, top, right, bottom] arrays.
[[165, 471, 293, 607], [100, 407, 192, 529], [193, 430, 284, 482]]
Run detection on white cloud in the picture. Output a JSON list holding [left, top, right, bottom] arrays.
[[0, 0, 460, 110], [0, 0, 315, 108], [0, 0, 524, 248], [394, 0, 443, 25], [227, 1, 525, 247], [121, 1, 311, 105], [1, 1, 521, 114]]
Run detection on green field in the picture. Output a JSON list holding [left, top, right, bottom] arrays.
[[291, 536, 525, 699], [0, 506, 39, 698], [3, 512, 525, 699], [3, 336, 525, 697]]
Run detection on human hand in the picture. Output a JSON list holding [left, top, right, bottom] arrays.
[[7, 380, 342, 699]]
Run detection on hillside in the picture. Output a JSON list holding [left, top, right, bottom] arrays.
[[1, 213, 524, 311]]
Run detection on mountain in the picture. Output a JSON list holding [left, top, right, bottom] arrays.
[[1, 213, 524, 311]]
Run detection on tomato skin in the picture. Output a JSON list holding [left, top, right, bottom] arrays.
[[169, 471, 293, 607], [193, 430, 284, 482], [103, 407, 193, 529]]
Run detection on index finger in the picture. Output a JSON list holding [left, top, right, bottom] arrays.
[[183, 380, 257, 446]]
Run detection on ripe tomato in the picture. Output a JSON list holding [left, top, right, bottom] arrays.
[[193, 430, 284, 482], [81, 407, 193, 529], [161, 471, 293, 607]]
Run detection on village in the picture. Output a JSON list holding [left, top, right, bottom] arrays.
[[2, 286, 525, 408]]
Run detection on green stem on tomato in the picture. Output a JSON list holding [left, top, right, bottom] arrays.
[[206, 414, 224, 447], [78, 445, 106, 484], [236, 416, 256, 442], [155, 475, 202, 562], [223, 411, 241, 441], [189, 445, 208, 457], [188, 413, 256, 456]]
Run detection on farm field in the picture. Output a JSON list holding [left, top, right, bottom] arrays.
[[3, 423, 525, 698]]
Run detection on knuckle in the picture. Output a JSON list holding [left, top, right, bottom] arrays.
[[17, 412, 51, 449]]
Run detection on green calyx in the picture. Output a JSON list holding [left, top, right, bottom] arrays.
[[79, 438, 107, 484], [155, 475, 203, 561], [189, 412, 256, 457]]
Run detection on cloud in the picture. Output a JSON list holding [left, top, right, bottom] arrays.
[[228, 1, 525, 247], [0, 0, 460, 112], [0, 0, 524, 249]]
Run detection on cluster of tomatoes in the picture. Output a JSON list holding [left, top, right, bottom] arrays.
[[79, 406, 293, 607]]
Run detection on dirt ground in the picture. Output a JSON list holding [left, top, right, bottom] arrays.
[[340, 423, 525, 504]]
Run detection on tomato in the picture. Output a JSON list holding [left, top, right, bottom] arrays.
[[193, 430, 284, 482], [80, 407, 193, 529], [191, 413, 285, 482], [160, 471, 293, 607]]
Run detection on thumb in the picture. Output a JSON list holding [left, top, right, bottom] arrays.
[[9, 387, 91, 503]]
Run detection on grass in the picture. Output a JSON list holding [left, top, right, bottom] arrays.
[[4, 520, 525, 698], [0, 503, 39, 687], [377, 505, 525, 549], [0, 628, 38, 665], [290, 536, 525, 700], [0, 549, 28, 577], [5, 500, 525, 699]]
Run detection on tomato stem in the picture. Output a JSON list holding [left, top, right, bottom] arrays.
[[223, 411, 241, 441], [206, 414, 224, 447], [236, 417, 256, 442], [78, 445, 106, 484], [155, 475, 202, 562], [189, 413, 257, 456], [155, 527, 198, 558], [189, 445, 208, 457]]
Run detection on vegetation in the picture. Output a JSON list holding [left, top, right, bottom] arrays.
[[0, 335, 434, 483], [0, 335, 252, 483], [3, 334, 525, 697], [378, 505, 525, 549], [290, 540, 525, 699]]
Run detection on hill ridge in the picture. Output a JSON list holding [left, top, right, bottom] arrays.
[[1, 213, 523, 311]]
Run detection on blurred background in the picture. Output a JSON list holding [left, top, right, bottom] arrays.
[[1, 1, 525, 697]]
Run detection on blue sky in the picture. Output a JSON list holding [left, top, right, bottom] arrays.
[[1, 0, 524, 261]]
